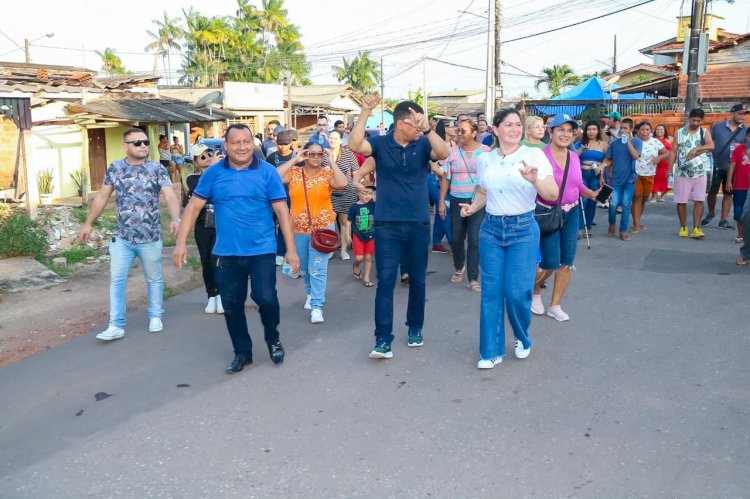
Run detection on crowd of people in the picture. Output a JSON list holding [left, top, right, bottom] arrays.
[[79, 99, 749, 373]]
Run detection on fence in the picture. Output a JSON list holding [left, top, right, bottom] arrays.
[[520, 97, 742, 119]]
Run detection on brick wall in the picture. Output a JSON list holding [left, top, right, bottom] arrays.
[[0, 120, 20, 189]]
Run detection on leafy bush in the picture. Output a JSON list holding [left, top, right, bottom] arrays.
[[62, 245, 96, 264], [0, 210, 49, 259]]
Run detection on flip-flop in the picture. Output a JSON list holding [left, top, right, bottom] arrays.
[[353, 269, 362, 281], [619, 233, 631, 241], [363, 280, 374, 287], [737, 256, 748, 266], [734, 237, 744, 244], [631, 226, 642, 234], [450, 268, 465, 283]]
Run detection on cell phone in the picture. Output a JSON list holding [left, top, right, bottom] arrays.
[[596, 184, 613, 203]]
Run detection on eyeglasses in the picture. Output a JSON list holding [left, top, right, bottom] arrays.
[[307, 152, 324, 158], [125, 140, 150, 146], [199, 150, 215, 161]]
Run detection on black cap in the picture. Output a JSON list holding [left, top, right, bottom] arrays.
[[730, 103, 747, 113]]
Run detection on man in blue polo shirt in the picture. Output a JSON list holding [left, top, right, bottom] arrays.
[[604, 118, 642, 239], [173, 124, 299, 374], [350, 94, 450, 360]]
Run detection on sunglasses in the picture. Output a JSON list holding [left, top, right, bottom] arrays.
[[307, 152, 324, 158], [199, 150, 215, 161], [125, 140, 150, 146]]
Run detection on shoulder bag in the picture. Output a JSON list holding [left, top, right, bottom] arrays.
[[301, 168, 339, 253], [534, 151, 570, 238]]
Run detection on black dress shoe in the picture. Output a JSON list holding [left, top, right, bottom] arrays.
[[226, 355, 252, 374], [268, 341, 284, 364]]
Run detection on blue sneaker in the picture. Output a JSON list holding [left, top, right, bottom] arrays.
[[369, 340, 393, 359], [407, 328, 423, 347]]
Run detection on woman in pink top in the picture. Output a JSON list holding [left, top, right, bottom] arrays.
[[532, 115, 601, 321]]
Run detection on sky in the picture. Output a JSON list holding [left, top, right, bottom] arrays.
[[2, 0, 749, 99]]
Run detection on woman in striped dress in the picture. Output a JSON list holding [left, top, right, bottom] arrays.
[[327, 129, 361, 260]]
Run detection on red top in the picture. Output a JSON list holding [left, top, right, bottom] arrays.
[[730, 144, 750, 190]]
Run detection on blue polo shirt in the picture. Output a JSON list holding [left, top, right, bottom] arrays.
[[193, 156, 287, 256], [711, 120, 746, 170], [367, 132, 433, 222], [605, 137, 642, 186]]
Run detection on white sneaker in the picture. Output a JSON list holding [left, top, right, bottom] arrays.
[[311, 309, 324, 324], [205, 296, 217, 314], [96, 325, 124, 341], [477, 357, 502, 369], [515, 340, 531, 359], [531, 294, 545, 315], [340, 249, 350, 261], [547, 306, 570, 322], [304, 294, 312, 310], [148, 317, 164, 333], [215, 295, 224, 314], [275, 255, 284, 266]]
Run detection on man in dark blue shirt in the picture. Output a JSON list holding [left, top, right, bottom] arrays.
[[350, 94, 450, 360], [173, 124, 299, 374], [604, 118, 642, 239]]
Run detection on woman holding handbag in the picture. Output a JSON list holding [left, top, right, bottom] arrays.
[[532, 115, 601, 322], [439, 118, 490, 292], [459, 108, 558, 369], [278, 142, 348, 324]]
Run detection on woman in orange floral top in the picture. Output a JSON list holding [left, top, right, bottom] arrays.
[[278, 142, 348, 324]]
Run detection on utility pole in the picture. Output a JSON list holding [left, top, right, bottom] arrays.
[[285, 73, 292, 128], [24, 39, 30, 64], [380, 57, 384, 126], [613, 35, 617, 73], [422, 56, 428, 117], [684, 0, 706, 119], [483, 0, 495, 120], [494, 0, 502, 111]]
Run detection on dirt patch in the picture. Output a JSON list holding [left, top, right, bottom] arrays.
[[0, 248, 201, 368]]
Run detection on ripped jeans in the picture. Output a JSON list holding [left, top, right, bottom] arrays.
[[294, 223, 335, 310]]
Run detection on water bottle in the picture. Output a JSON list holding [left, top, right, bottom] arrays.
[[281, 262, 299, 278], [667, 172, 674, 189], [621, 133, 628, 144]]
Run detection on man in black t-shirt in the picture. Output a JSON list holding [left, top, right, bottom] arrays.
[[267, 130, 297, 264]]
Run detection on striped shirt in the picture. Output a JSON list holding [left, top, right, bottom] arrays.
[[445, 144, 491, 198]]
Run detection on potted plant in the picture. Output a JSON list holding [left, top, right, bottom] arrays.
[[37, 168, 54, 206]]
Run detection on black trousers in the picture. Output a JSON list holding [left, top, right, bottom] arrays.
[[449, 194, 485, 282], [194, 224, 219, 297]]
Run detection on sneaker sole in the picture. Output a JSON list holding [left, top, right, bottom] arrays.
[[515, 350, 531, 359], [369, 351, 393, 359], [546, 312, 569, 322], [96, 332, 124, 341], [407, 341, 423, 347]]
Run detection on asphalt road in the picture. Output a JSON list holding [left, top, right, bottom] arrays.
[[1, 199, 748, 498]]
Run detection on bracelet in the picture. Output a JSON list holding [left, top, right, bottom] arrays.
[[173, 218, 181, 223], [422, 127, 432, 134]]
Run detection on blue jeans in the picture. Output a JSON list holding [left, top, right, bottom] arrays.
[[540, 204, 580, 269], [294, 224, 334, 310], [108, 238, 163, 328], [215, 253, 280, 360], [609, 182, 635, 232], [374, 221, 430, 343], [580, 170, 600, 230], [428, 174, 451, 245], [478, 213, 539, 360]]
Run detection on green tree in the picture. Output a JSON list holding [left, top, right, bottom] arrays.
[[406, 88, 438, 117], [332, 51, 381, 95], [145, 11, 182, 84], [534, 64, 580, 98], [96, 48, 128, 76]]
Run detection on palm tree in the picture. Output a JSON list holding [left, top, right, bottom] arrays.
[[96, 48, 128, 76], [145, 11, 182, 84], [332, 51, 381, 95], [534, 64, 580, 98]]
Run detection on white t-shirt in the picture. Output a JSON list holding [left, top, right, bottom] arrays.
[[636, 137, 662, 176], [477, 145, 553, 216]]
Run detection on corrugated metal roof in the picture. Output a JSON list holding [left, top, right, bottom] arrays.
[[66, 98, 235, 123]]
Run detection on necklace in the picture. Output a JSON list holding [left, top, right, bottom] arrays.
[[497, 143, 521, 159]]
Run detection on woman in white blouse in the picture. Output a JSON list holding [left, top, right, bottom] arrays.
[[459, 108, 558, 369]]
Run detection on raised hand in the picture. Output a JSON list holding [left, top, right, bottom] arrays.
[[519, 159, 538, 184], [361, 93, 380, 111], [405, 107, 430, 132]]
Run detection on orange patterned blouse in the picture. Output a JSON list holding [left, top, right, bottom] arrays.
[[289, 167, 335, 234]]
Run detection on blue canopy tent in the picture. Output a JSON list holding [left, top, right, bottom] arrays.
[[366, 109, 394, 129], [531, 77, 609, 117]]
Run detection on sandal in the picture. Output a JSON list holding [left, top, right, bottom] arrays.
[[737, 256, 748, 266], [619, 232, 631, 241], [363, 280, 374, 287], [467, 281, 481, 293], [631, 226, 642, 234], [450, 267, 465, 283], [734, 237, 744, 244], [353, 268, 362, 281]]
